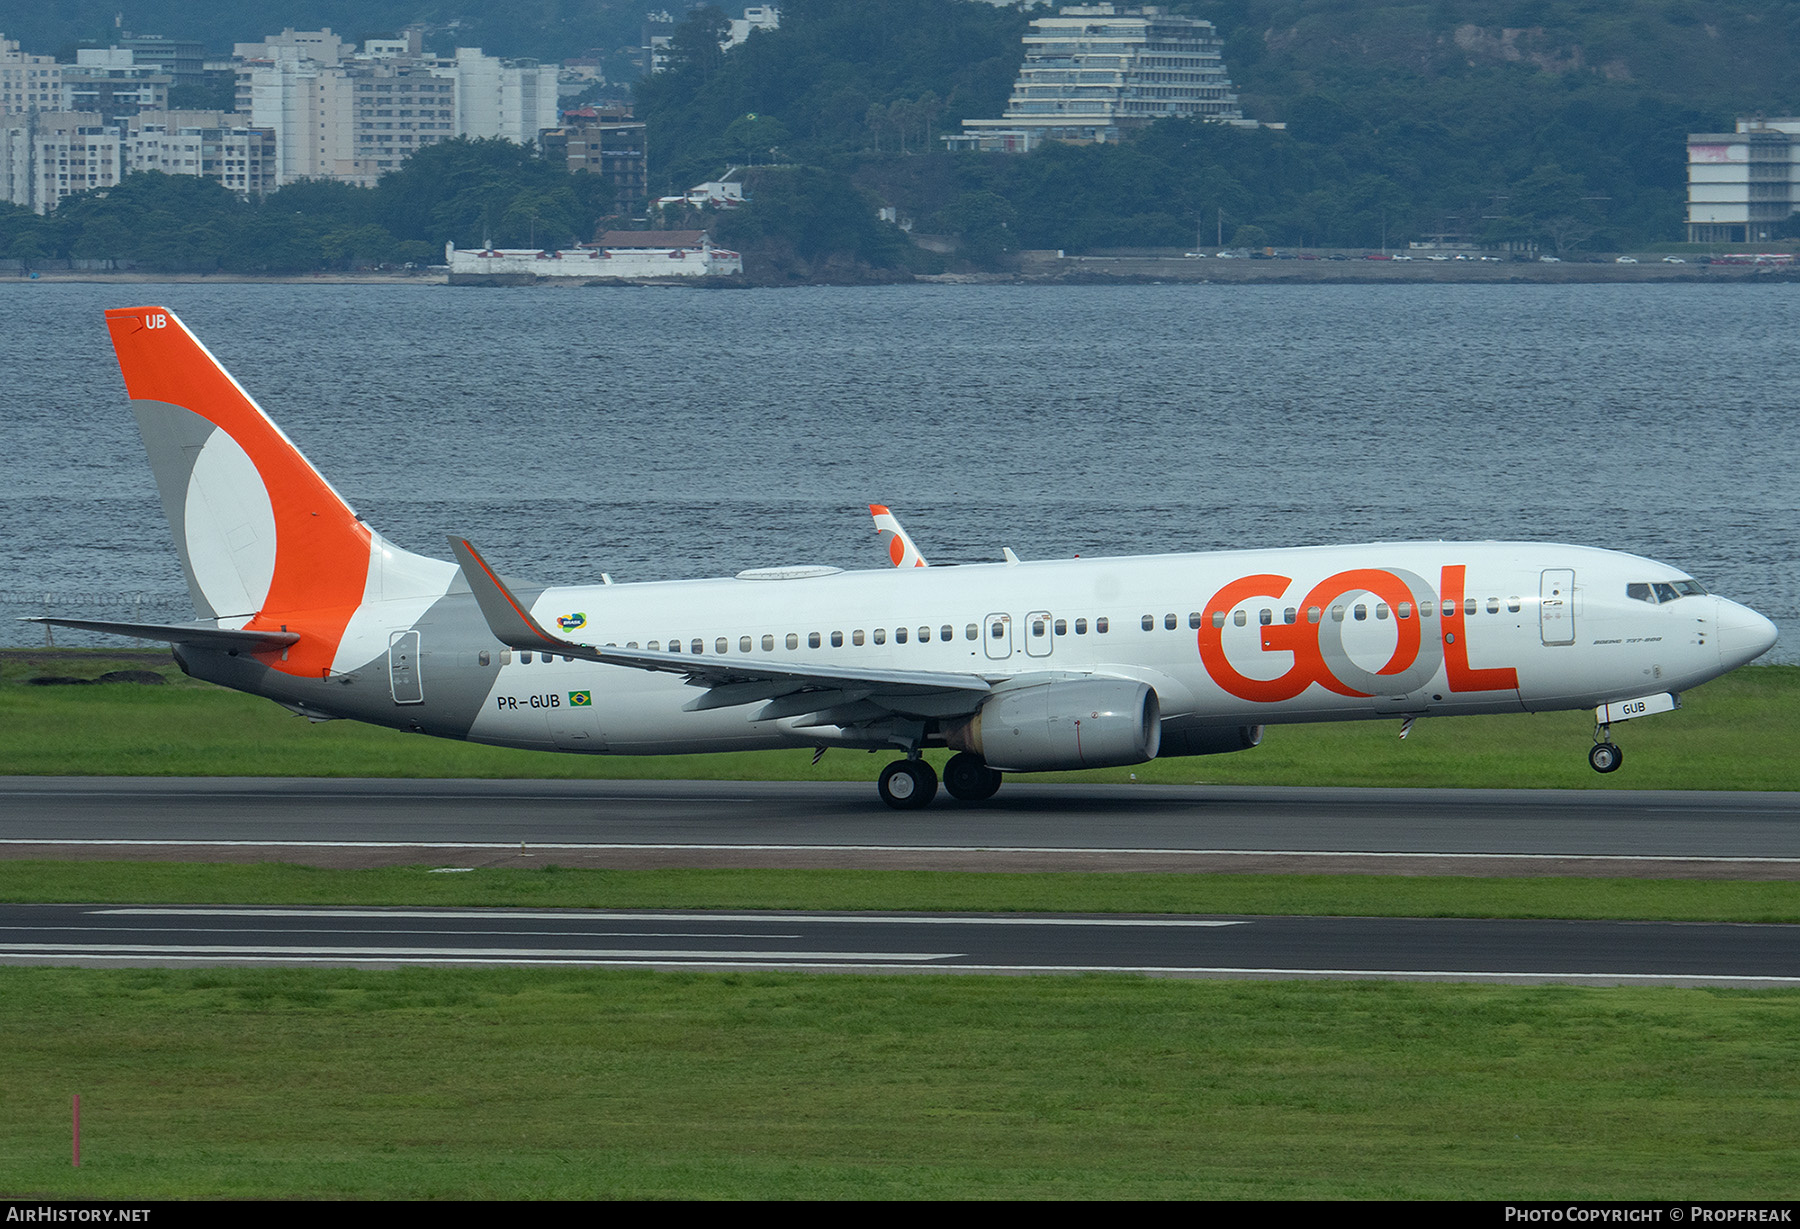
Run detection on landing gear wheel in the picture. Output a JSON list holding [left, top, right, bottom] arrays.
[[1588, 742, 1624, 774], [943, 752, 1003, 803], [878, 759, 939, 810]]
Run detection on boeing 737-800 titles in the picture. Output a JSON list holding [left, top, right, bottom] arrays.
[[33, 307, 1780, 809]]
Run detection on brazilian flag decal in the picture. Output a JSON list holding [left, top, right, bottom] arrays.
[[569, 691, 592, 707]]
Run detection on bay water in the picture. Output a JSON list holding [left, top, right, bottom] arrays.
[[4, 280, 1796, 662]]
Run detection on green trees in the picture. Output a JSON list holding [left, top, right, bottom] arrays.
[[17, 137, 612, 273]]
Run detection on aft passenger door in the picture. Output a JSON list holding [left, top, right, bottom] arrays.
[[388, 630, 423, 703]]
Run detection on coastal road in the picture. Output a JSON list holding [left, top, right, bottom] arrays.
[[1, 777, 1797, 876], [0, 902, 1795, 985]]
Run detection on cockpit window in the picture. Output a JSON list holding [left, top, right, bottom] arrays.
[[1629, 578, 1709, 604]]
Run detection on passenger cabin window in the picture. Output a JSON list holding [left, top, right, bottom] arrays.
[[763, 635, 775, 651], [940, 625, 953, 642], [1259, 609, 1273, 626], [897, 627, 908, 644], [521, 651, 533, 664], [831, 631, 843, 648], [1076, 619, 1088, 634], [478, 650, 490, 666], [691, 639, 704, 654], [853, 630, 865, 646], [1054, 618, 1067, 636], [1188, 612, 1202, 629], [1164, 613, 1178, 630], [808, 632, 821, 648], [917, 627, 930, 643], [1096, 617, 1109, 633], [965, 624, 979, 640], [1141, 615, 1155, 631], [873, 629, 886, 645], [1233, 610, 1247, 627], [786, 633, 799, 649]]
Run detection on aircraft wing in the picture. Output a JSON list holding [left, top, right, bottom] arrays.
[[21, 617, 301, 653], [450, 538, 993, 723]]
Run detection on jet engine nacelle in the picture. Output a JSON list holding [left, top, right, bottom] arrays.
[[1158, 723, 1264, 758], [947, 679, 1161, 772]]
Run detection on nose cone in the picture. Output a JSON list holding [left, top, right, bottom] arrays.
[[1716, 598, 1779, 670]]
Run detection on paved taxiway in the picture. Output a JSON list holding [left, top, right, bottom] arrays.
[[1, 777, 1797, 876], [1, 903, 1794, 985]]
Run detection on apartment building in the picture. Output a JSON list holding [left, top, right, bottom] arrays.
[[950, 4, 1245, 152]]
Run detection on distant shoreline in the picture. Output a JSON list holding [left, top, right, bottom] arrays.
[[8, 261, 1796, 287]]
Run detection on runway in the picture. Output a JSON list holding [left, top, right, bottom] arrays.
[[1, 903, 1794, 985], [1, 777, 1797, 876]]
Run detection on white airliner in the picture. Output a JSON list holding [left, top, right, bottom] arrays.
[[35, 307, 1780, 809]]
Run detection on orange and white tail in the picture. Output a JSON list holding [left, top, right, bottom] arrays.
[[106, 306, 440, 677], [869, 503, 929, 569]]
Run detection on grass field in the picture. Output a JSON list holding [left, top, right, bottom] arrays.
[[4, 654, 1795, 1199], [2, 968, 1795, 1199], [3, 651, 1797, 789], [4, 862, 1800, 922]]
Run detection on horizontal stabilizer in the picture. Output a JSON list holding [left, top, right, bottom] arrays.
[[22, 616, 300, 652]]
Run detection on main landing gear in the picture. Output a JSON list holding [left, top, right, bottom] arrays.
[[1589, 723, 1624, 774], [878, 758, 937, 809], [943, 752, 1003, 802], [877, 753, 1005, 809]]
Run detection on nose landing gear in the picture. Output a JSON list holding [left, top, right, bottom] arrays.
[[1589, 723, 1624, 774]]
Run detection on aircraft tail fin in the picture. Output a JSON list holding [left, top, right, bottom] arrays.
[[105, 306, 381, 676]]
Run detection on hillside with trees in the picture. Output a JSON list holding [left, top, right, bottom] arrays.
[[10, 2, 1800, 274], [636, 1, 1800, 265]]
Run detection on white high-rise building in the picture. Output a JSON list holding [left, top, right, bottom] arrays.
[[1, 32, 63, 117], [125, 110, 276, 198], [950, 4, 1245, 152], [1687, 118, 1800, 243], [0, 110, 121, 211], [231, 30, 554, 187], [451, 48, 558, 148]]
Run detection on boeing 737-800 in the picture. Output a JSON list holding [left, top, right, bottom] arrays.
[[33, 307, 1780, 809]]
